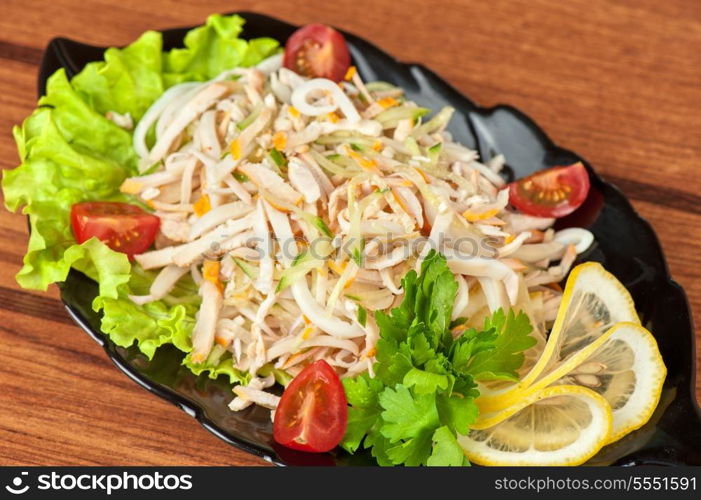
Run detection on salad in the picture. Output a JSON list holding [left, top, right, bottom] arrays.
[[2, 15, 666, 466]]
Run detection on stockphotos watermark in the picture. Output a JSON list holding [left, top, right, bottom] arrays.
[[203, 232, 502, 262], [3, 470, 193, 496]]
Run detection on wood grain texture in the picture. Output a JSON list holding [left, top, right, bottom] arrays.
[[0, 0, 699, 466]]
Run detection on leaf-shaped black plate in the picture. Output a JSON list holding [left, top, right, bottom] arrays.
[[39, 11, 701, 466]]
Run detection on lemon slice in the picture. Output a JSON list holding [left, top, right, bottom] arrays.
[[459, 385, 612, 466], [554, 322, 666, 443], [475, 322, 666, 441], [476, 262, 640, 412]]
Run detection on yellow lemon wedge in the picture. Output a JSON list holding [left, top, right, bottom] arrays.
[[476, 262, 640, 413], [474, 322, 666, 443], [458, 385, 612, 466], [554, 322, 666, 443]]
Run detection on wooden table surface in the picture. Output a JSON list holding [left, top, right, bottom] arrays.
[[0, 0, 699, 466]]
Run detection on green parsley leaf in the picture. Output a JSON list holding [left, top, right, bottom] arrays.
[[385, 429, 434, 466], [462, 308, 536, 381], [364, 430, 394, 466], [341, 250, 534, 467], [427, 426, 469, 466], [379, 385, 439, 443], [451, 373, 480, 400], [374, 338, 414, 386], [436, 393, 478, 435], [450, 327, 498, 372], [341, 375, 383, 454], [375, 268, 419, 340], [403, 367, 450, 395], [407, 328, 436, 366], [414, 251, 458, 348]]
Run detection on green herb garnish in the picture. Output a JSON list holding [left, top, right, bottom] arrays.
[[340, 250, 534, 466]]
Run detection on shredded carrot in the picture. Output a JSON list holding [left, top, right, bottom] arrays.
[[372, 140, 384, 152], [344, 65, 357, 81], [273, 131, 287, 150], [302, 315, 311, 325], [451, 324, 469, 334], [502, 258, 528, 272], [230, 138, 241, 160], [215, 336, 229, 347], [193, 194, 211, 217], [343, 275, 356, 289], [326, 111, 340, 123], [463, 208, 499, 222], [357, 157, 378, 172], [327, 259, 347, 275], [347, 147, 380, 173], [377, 97, 398, 109], [283, 352, 302, 369], [414, 167, 430, 183], [365, 347, 377, 358], [203, 259, 223, 292], [391, 188, 410, 214], [545, 282, 564, 293]]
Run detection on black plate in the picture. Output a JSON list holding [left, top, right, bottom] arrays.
[[38, 11, 701, 466]]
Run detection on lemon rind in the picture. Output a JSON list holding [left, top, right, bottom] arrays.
[[460, 385, 613, 466]]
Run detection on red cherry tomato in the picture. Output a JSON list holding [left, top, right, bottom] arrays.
[[70, 201, 160, 259], [508, 162, 591, 218], [283, 24, 351, 82], [273, 360, 348, 453]]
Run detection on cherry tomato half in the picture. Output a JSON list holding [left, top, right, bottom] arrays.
[[70, 201, 160, 259], [508, 162, 590, 218], [273, 360, 348, 453], [283, 24, 351, 82]]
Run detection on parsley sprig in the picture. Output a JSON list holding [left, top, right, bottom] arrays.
[[341, 250, 535, 466]]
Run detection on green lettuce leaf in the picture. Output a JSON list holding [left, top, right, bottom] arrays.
[[94, 265, 198, 358], [72, 31, 165, 121], [163, 14, 279, 86], [38, 69, 140, 170], [2, 14, 279, 371], [182, 351, 250, 385], [5, 103, 134, 295]]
